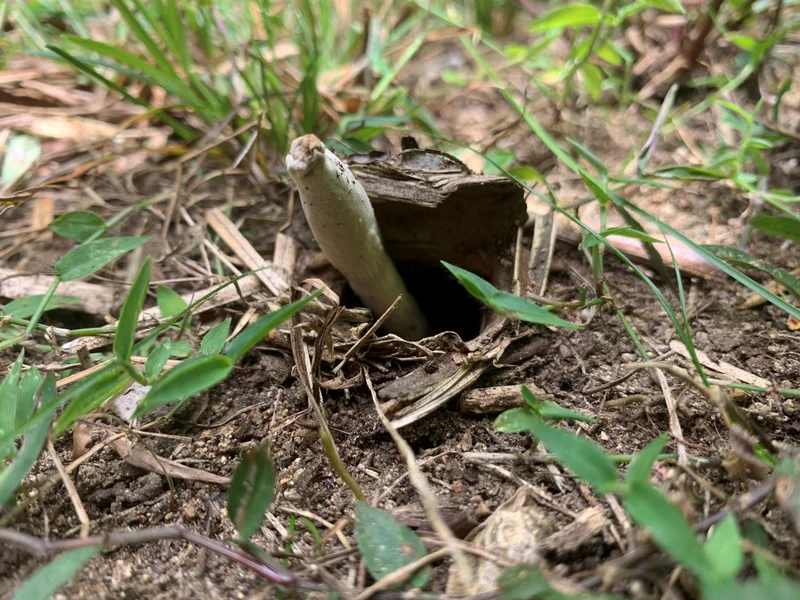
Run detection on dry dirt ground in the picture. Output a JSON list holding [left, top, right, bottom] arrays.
[[2, 36, 800, 600]]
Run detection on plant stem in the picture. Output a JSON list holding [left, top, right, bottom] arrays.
[[24, 278, 60, 334], [118, 360, 147, 385], [319, 427, 366, 502], [561, 0, 616, 98], [0, 335, 30, 351]]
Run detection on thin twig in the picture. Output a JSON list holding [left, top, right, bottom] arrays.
[[0, 526, 294, 584], [46, 438, 90, 538], [353, 548, 449, 600], [364, 369, 475, 591], [333, 296, 401, 373]]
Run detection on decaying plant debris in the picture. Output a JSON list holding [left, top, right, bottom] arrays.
[[3, 2, 800, 599]]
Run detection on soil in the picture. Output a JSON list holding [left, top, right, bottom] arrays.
[[3, 22, 800, 600]]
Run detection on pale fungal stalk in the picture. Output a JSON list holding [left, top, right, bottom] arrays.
[[286, 134, 430, 341]]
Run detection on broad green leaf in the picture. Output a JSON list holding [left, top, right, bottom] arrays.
[[626, 435, 668, 483], [201, 318, 232, 355], [10, 545, 102, 600], [0, 373, 56, 507], [144, 342, 170, 380], [528, 419, 619, 491], [355, 501, 430, 589], [16, 366, 42, 426], [584, 226, 663, 250], [725, 33, 758, 52], [156, 284, 187, 318], [705, 245, 800, 300], [495, 407, 540, 433], [637, 0, 686, 14], [596, 42, 623, 66], [0, 372, 62, 453], [539, 401, 595, 422], [653, 165, 728, 181], [3, 295, 82, 319], [498, 564, 626, 600], [1, 135, 40, 188], [521, 385, 541, 410], [225, 291, 322, 362], [752, 215, 800, 243], [623, 482, 709, 578], [48, 211, 105, 243], [442, 262, 580, 329], [741, 520, 783, 582], [53, 365, 132, 436], [227, 441, 276, 540], [133, 355, 233, 418], [706, 577, 800, 600], [529, 4, 601, 31], [520, 386, 595, 422], [483, 149, 516, 175], [491, 293, 581, 329], [578, 63, 603, 101], [0, 353, 24, 458], [168, 341, 192, 357], [440, 261, 496, 302], [55, 237, 148, 281], [114, 258, 151, 363], [507, 166, 545, 184], [497, 565, 552, 599], [704, 515, 744, 584]]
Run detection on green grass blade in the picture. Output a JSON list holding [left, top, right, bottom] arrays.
[[626, 435, 668, 483], [442, 262, 581, 329], [0, 353, 24, 458], [55, 237, 148, 282], [16, 367, 42, 427], [623, 482, 710, 580], [109, 0, 180, 80], [63, 36, 202, 108], [464, 33, 800, 322], [227, 441, 277, 540], [0, 373, 56, 507], [370, 34, 425, 102], [53, 365, 133, 436], [225, 291, 323, 362], [355, 501, 430, 589], [114, 258, 151, 364], [133, 355, 234, 418], [10, 545, 103, 600], [527, 419, 619, 492]]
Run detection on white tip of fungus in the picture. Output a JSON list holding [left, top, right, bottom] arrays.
[[286, 134, 325, 175]]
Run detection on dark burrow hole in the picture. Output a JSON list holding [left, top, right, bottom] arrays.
[[341, 261, 484, 340], [11, 307, 107, 331]]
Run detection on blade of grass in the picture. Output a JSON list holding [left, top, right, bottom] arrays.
[[370, 34, 425, 102], [44, 46, 194, 139], [461, 35, 800, 323], [62, 37, 202, 107]]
